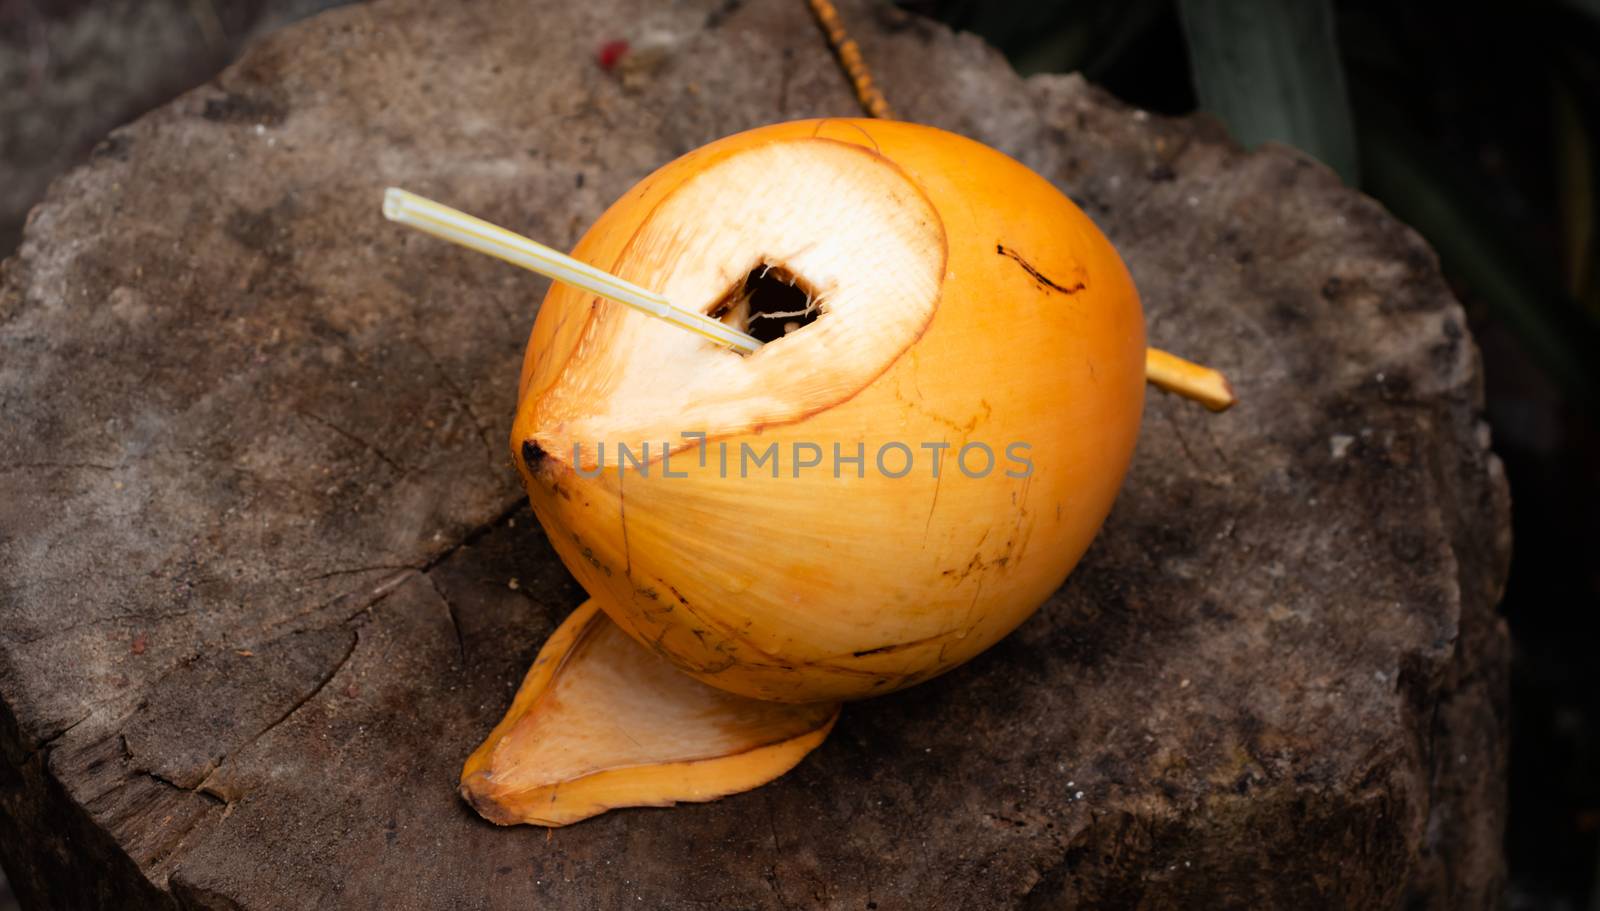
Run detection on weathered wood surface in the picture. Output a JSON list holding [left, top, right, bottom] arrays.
[[0, 0, 355, 258], [0, 0, 1510, 907]]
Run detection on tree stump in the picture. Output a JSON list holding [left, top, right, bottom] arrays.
[[0, 0, 1510, 907]]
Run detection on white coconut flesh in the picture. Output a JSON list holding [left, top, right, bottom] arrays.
[[531, 138, 947, 466]]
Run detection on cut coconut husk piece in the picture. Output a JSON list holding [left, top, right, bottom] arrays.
[[461, 600, 841, 826]]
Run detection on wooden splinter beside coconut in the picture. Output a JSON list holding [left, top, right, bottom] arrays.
[[384, 118, 1235, 827]]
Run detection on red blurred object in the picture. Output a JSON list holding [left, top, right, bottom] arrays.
[[596, 39, 629, 71]]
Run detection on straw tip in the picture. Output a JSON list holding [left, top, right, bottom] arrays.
[[382, 187, 408, 222]]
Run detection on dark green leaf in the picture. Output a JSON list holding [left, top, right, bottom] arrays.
[[1178, 0, 1359, 182], [1357, 95, 1600, 398]]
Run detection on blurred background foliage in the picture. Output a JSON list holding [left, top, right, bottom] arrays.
[[898, 0, 1600, 906]]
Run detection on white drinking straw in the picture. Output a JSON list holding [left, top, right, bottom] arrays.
[[382, 188, 763, 354]]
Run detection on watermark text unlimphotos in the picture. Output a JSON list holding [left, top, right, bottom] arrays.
[[568, 433, 1032, 479]]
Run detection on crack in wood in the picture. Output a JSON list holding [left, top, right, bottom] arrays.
[[424, 573, 467, 670], [293, 407, 404, 474], [191, 628, 358, 799], [411, 334, 503, 478]]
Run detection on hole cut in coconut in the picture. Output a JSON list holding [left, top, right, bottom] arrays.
[[708, 264, 823, 347], [527, 137, 947, 456]]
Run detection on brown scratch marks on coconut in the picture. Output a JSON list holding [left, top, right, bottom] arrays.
[[570, 532, 614, 577], [661, 583, 798, 670], [839, 625, 969, 660], [996, 244, 1087, 295], [940, 529, 997, 583], [961, 579, 985, 632], [893, 387, 988, 441], [923, 460, 945, 541], [1009, 473, 1035, 565], [617, 470, 632, 579]]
